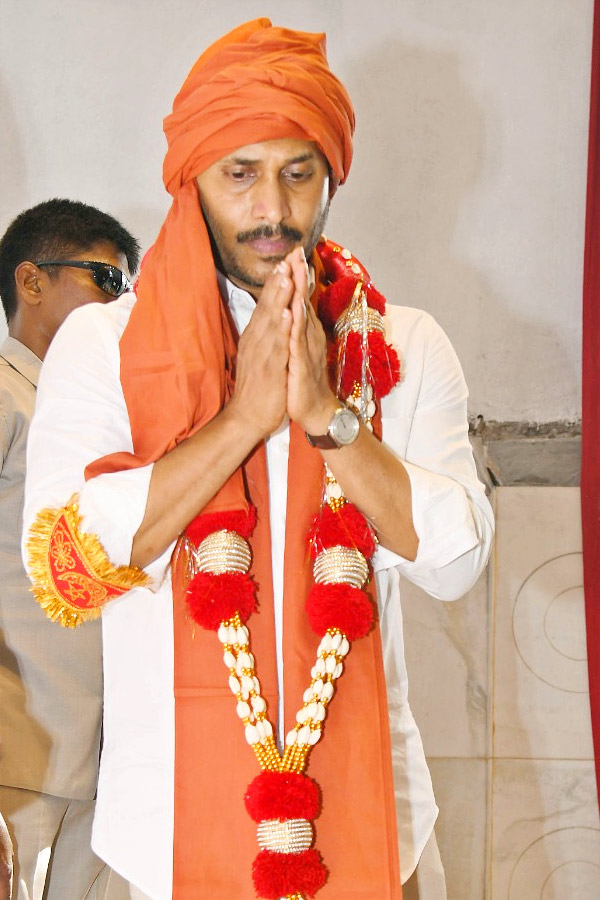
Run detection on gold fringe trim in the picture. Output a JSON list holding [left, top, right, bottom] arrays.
[[26, 495, 150, 628]]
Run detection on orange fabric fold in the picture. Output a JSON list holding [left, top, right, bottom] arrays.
[[86, 18, 400, 898]]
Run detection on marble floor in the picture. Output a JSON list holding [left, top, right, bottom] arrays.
[[402, 486, 600, 900]]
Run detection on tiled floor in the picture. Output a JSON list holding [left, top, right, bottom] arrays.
[[402, 486, 600, 900]]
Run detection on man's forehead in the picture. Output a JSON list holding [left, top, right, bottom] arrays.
[[216, 138, 324, 166]]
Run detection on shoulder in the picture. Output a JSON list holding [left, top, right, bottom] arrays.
[[37, 294, 137, 412], [384, 305, 467, 407], [42, 294, 136, 382]]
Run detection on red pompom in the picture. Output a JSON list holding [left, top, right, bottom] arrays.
[[185, 506, 257, 544], [308, 503, 376, 559], [366, 332, 401, 397], [318, 277, 361, 330], [306, 583, 374, 640], [252, 848, 327, 899], [245, 772, 320, 823], [186, 571, 257, 630]]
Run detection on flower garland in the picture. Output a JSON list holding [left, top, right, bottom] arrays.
[[182, 237, 401, 900]]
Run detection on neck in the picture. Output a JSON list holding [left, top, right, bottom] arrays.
[[8, 319, 48, 361]]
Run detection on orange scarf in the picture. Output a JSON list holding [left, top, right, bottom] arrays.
[[87, 20, 401, 898]]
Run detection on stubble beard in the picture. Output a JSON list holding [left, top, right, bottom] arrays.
[[202, 201, 330, 290]]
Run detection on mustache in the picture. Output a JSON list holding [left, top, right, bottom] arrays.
[[236, 224, 303, 244]]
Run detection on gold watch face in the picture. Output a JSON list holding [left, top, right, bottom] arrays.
[[331, 407, 360, 445]]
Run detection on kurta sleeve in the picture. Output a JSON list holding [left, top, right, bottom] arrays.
[[372, 307, 494, 601], [22, 298, 175, 626]]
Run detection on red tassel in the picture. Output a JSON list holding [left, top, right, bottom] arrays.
[[309, 503, 376, 558], [337, 331, 401, 398], [318, 277, 361, 330], [367, 331, 401, 397], [252, 848, 327, 899], [245, 772, 320, 822], [186, 571, 257, 630], [306, 583, 374, 641], [185, 506, 257, 544]]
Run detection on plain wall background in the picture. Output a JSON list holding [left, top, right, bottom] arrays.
[[0, 0, 593, 422]]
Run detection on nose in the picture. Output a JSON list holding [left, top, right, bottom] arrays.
[[251, 174, 291, 224]]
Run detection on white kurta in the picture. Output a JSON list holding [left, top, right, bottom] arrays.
[[23, 285, 493, 899]]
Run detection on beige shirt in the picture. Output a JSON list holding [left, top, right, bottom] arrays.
[[0, 336, 103, 799]]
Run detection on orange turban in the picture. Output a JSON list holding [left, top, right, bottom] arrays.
[[87, 18, 355, 480], [163, 18, 354, 195]]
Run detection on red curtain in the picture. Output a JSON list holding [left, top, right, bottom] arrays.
[[583, 0, 600, 801]]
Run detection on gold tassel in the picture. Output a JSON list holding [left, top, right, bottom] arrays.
[[26, 496, 149, 628]]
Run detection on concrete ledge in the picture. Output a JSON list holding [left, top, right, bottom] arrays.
[[468, 420, 581, 488]]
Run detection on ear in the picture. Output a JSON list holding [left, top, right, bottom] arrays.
[[14, 261, 44, 308]]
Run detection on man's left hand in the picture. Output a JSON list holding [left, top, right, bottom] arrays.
[[286, 247, 338, 433]]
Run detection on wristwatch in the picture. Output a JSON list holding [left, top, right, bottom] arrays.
[[305, 406, 360, 449]]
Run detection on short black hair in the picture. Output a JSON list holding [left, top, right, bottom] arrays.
[[0, 198, 141, 321]]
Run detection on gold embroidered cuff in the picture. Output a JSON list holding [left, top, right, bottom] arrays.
[[26, 497, 149, 628]]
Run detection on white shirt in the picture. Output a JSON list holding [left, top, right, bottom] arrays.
[[23, 286, 493, 898]]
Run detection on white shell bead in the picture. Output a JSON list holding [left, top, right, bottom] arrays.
[[313, 703, 326, 722], [303, 687, 314, 703], [251, 696, 266, 713], [308, 728, 322, 745], [236, 626, 249, 645], [227, 625, 238, 644], [341, 248, 352, 259], [262, 719, 273, 737], [296, 707, 310, 724], [333, 662, 343, 679], [228, 675, 241, 694], [325, 655, 337, 674], [367, 400, 376, 418], [311, 665, 321, 680], [297, 725, 312, 745], [330, 632, 342, 650], [321, 633, 333, 652], [253, 676, 261, 693], [321, 682, 335, 701], [286, 730, 298, 746], [245, 724, 260, 745], [236, 701, 251, 719], [241, 675, 254, 694], [223, 650, 236, 668], [312, 678, 324, 696], [218, 624, 229, 644], [315, 657, 326, 675], [339, 637, 350, 656], [366, 421, 374, 432], [351, 262, 362, 274], [326, 482, 343, 500], [366, 383, 373, 400], [237, 652, 252, 669]]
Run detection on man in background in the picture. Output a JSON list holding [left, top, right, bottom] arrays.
[[0, 198, 140, 900]]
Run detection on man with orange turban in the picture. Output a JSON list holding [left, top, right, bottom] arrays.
[[22, 19, 493, 900]]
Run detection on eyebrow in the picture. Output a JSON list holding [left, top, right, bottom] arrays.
[[224, 152, 316, 166]]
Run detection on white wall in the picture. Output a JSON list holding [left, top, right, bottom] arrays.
[[0, 0, 593, 421]]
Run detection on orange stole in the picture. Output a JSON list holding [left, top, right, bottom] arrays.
[[172, 430, 402, 898]]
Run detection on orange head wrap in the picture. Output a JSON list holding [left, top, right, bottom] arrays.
[[163, 18, 354, 195], [87, 18, 354, 499]]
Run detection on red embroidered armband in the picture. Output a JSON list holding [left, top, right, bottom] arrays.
[[27, 498, 149, 628]]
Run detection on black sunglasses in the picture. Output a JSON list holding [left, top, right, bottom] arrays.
[[34, 260, 133, 298]]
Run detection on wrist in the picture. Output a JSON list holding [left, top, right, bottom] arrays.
[[221, 396, 269, 446], [299, 396, 341, 436]]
